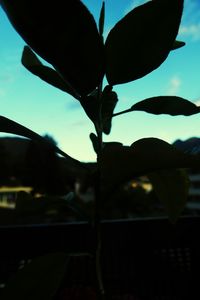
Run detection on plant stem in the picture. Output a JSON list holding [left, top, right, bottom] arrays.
[[93, 82, 105, 300], [94, 172, 105, 300], [112, 108, 132, 117]]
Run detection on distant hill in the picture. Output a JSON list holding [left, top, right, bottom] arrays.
[[173, 137, 200, 154]]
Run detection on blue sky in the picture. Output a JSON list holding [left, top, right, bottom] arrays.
[[0, 0, 200, 162]]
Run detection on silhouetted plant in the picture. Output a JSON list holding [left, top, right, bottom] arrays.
[[1, 0, 200, 299]]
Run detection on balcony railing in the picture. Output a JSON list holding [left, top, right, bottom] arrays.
[[0, 216, 199, 299]]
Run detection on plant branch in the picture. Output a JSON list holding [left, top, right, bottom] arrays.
[[112, 108, 132, 117], [93, 80, 105, 300]]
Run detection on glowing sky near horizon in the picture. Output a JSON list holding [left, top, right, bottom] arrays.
[[0, 0, 200, 162]]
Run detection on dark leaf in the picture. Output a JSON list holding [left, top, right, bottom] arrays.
[[90, 132, 99, 154], [105, 0, 183, 85], [99, 1, 105, 36], [1, 253, 69, 300], [100, 137, 199, 190], [1, 0, 105, 96], [103, 141, 123, 148], [131, 96, 200, 116], [22, 46, 79, 99], [80, 95, 100, 124], [148, 169, 189, 223], [0, 115, 85, 170], [172, 40, 186, 50], [90, 133, 122, 155], [101, 85, 118, 134], [0, 115, 53, 146]]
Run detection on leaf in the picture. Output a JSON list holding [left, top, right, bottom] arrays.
[[101, 85, 118, 134], [148, 169, 189, 223], [22, 46, 79, 99], [90, 132, 99, 154], [90, 133, 122, 155], [0, 115, 52, 145], [1, 0, 105, 96], [80, 95, 100, 125], [100, 138, 199, 190], [105, 0, 183, 85], [131, 96, 200, 116], [1, 253, 69, 300], [171, 40, 185, 50], [0, 115, 86, 170], [99, 1, 105, 36]]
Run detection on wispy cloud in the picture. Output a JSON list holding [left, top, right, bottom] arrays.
[[0, 73, 14, 84], [179, 0, 200, 41], [71, 120, 88, 127], [166, 76, 181, 95], [179, 23, 200, 41], [66, 101, 81, 111]]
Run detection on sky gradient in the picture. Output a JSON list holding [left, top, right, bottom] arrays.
[[0, 0, 200, 162]]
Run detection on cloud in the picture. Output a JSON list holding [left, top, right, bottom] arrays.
[[0, 73, 14, 83], [166, 76, 181, 95], [66, 101, 81, 111], [179, 23, 200, 41], [71, 120, 88, 127], [178, 0, 200, 41]]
